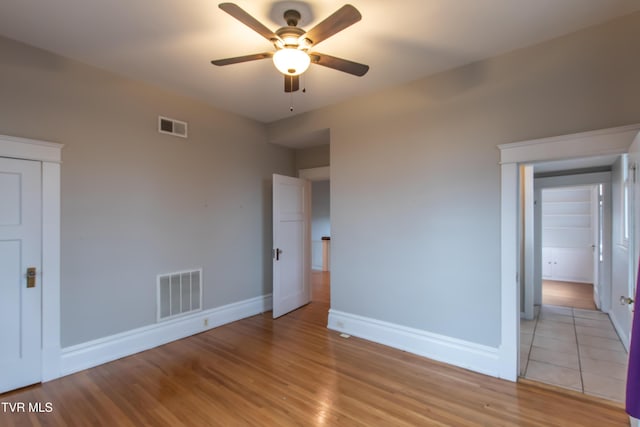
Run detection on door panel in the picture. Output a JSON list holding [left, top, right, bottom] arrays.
[[0, 158, 42, 393], [0, 241, 21, 361], [273, 174, 310, 318]]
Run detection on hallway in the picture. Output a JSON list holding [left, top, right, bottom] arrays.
[[520, 304, 627, 402], [542, 280, 597, 310]]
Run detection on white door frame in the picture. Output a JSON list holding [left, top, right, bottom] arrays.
[[0, 134, 62, 382], [498, 124, 640, 381]]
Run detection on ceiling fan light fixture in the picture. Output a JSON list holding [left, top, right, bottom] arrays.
[[273, 48, 310, 76]]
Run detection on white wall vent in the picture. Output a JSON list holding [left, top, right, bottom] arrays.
[[157, 269, 202, 321], [158, 116, 188, 138]]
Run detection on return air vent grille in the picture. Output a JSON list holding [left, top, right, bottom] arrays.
[[157, 269, 202, 321], [158, 116, 188, 138]]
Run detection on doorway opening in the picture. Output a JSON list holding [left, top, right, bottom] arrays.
[[541, 185, 599, 310], [311, 179, 331, 309], [519, 165, 629, 402], [298, 167, 331, 326]]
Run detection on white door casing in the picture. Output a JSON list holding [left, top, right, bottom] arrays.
[[499, 123, 640, 381], [0, 157, 42, 393], [273, 174, 311, 318]]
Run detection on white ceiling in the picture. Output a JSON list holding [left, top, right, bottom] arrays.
[[1, 1, 639, 124]]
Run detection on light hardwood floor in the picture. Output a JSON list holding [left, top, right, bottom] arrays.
[[1, 272, 628, 426], [542, 280, 597, 310]]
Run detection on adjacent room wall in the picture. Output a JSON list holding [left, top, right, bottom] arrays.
[[295, 144, 330, 170], [311, 180, 330, 270], [0, 36, 294, 347], [541, 186, 595, 284], [268, 12, 640, 348]]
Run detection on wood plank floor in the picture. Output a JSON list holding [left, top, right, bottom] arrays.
[[1, 272, 627, 426], [542, 280, 597, 310]]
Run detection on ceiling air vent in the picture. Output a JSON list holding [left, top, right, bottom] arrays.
[[158, 116, 188, 138]]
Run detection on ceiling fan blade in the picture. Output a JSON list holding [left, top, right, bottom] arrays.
[[284, 75, 300, 93], [303, 5, 361, 46], [219, 3, 278, 42], [211, 52, 273, 66], [309, 52, 369, 77]]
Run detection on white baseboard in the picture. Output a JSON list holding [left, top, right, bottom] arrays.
[[609, 311, 630, 352], [328, 309, 501, 378], [60, 294, 272, 377]]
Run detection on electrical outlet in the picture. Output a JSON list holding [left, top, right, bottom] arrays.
[[204, 318, 209, 327]]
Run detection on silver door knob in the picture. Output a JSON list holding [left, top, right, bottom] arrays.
[[620, 296, 635, 305]]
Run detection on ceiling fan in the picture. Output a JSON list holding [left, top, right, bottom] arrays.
[[211, 3, 369, 93]]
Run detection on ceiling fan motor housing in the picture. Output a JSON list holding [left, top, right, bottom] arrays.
[[283, 9, 301, 26], [275, 26, 306, 48]]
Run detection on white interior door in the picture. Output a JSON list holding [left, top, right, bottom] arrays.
[[592, 185, 603, 309], [0, 157, 42, 393], [629, 151, 640, 346], [272, 174, 311, 318], [523, 165, 534, 320]]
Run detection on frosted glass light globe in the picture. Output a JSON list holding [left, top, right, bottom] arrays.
[[273, 48, 310, 76]]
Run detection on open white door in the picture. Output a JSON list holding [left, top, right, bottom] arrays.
[[522, 165, 534, 320], [592, 184, 603, 309], [629, 149, 640, 347], [272, 174, 311, 318], [0, 157, 42, 393]]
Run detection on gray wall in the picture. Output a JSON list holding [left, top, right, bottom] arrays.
[[0, 36, 294, 347], [295, 145, 330, 170], [312, 181, 331, 241], [268, 12, 640, 347]]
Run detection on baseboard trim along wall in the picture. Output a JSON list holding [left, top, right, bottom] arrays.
[[327, 309, 502, 378], [60, 294, 272, 377], [610, 312, 630, 353]]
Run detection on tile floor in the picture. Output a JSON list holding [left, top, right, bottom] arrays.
[[520, 304, 628, 402]]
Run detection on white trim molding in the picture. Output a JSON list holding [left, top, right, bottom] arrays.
[[498, 123, 640, 382], [0, 135, 63, 382], [328, 310, 502, 378], [0, 134, 63, 163], [61, 294, 272, 377], [498, 124, 640, 165], [610, 310, 631, 353]]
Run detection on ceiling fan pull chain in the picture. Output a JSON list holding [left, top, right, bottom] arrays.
[[289, 76, 294, 112]]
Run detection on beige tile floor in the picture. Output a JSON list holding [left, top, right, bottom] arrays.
[[520, 304, 628, 402]]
